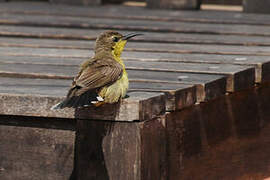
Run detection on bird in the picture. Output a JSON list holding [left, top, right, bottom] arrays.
[[51, 30, 142, 110]]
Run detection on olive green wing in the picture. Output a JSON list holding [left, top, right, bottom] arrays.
[[51, 58, 123, 109], [70, 59, 123, 96]]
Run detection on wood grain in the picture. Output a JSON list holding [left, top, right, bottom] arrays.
[[0, 54, 254, 92], [0, 37, 269, 83], [0, 73, 196, 111], [164, 84, 270, 180], [0, 89, 166, 121], [3, 27, 270, 46], [74, 116, 167, 180], [0, 123, 75, 180], [0, 2, 270, 26], [1, 13, 270, 36]]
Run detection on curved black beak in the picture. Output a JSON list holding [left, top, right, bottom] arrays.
[[122, 33, 143, 40]]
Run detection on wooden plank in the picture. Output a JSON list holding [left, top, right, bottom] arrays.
[[0, 55, 225, 102], [0, 54, 254, 92], [0, 91, 165, 121], [1, 38, 270, 57], [74, 116, 167, 180], [125, 42, 270, 56], [0, 77, 172, 120], [125, 60, 254, 92], [0, 123, 75, 180], [0, 55, 225, 85], [0, 2, 270, 26], [0, 37, 269, 83], [203, 0, 242, 5], [129, 81, 197, 111], [2, 31, 270, 47], [164, 84, 270, 180], [0, 75, 196, 111], [0, 58, 227, 96], [0, 77, 169, 121], [1, 13, 270, 37], [146, 0, 200, 9], [123, 52, 270, 83], [0, 67, 223, 104]]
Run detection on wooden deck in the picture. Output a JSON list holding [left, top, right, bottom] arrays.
[[0, 2, 270, 180]]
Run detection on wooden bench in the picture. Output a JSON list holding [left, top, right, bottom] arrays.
[[0, 2, 270, 180]]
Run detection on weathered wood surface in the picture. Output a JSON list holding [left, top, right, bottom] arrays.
[[165, 83, 270, 180], [0, 47, 256, 92], [1, 2, 270, 26], [0, 2, 270, 180], [0, 116, 75, 180], [0, 47, 255, 87], [3, 27, 270, 46], [1, 41, 270, 57], [0, 36, 269, 83], [0, 56, 226, 103], [0, 91, 166, 121], [0, 2, 269, 118], [2, 13, 270, 36]]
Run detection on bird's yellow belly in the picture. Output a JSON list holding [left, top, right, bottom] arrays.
[[99, 72, 129, 103]]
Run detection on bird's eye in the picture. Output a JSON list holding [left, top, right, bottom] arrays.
[[113, 36, 119, 42]]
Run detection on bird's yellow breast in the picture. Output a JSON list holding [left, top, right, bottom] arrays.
[[99, 70, 128, 103], [98, 46, 129, 103]]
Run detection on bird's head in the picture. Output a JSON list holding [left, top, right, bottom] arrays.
[[94, 30, 142, 58]]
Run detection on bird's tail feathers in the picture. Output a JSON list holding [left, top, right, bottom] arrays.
[[50, 90, 102, 110]]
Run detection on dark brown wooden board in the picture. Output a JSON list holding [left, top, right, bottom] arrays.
[[0, 2, 270, 26], [1, 13, 270, 37], [122, 52, 270, 83], [0, 123, 75, 180], [164, 84, 270, 180], [74, 116, 167, 180]]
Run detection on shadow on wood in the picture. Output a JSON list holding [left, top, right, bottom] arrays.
[[72, 102, 167, 180], [73, 104, 118, 180]]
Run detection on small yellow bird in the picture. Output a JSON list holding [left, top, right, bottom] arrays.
[[51, 30, 142, 109]]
